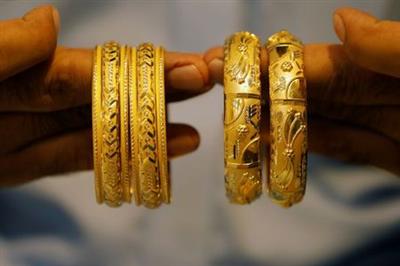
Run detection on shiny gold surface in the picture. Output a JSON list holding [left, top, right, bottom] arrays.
[[101, 41, 123, 207], [119, 45, 132, 203], [137, 43, 162, 208], [93, 41, 169, 208], [266, 31, 308, 207], [129, 47, 141, 206], [93, 45, 103, 204], [155, 47, 170, 204], [224, 32, 262, 204]]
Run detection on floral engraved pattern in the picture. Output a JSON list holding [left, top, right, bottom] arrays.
[[224, 32, 262, 204], [227, 35, 254, 85], [273, 110, 305, 189], [281, 61, 293, 72], [267, 31, 307, 207]]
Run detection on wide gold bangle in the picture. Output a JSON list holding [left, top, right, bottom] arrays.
[[266, 30, 308, 207], [136, 43, 162, 208], [224, 32, 262, 204]]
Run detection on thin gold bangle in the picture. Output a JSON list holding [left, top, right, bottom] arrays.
[[266, 30, 308, 207], [155, 46, 170, 204], [224, 32, 262, 204], [119, 45, 131, 203], [93, 45, 103, 204], [129, 46, 141, 205], [137, 43, 162, 208], [101, 41, 123, 207]]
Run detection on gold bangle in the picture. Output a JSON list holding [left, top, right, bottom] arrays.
[[101, 41, 123, 207], [93, 45, 103, 204], [129, 46, 141, 205], [155, 46, 170, 204], [137, 43, 162, 208], [266, 30, 308, 207], [224, 32, 262, 204], [119, 45, 131, 203]]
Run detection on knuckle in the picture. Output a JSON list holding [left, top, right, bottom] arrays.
[[345, 36, 363, 63]]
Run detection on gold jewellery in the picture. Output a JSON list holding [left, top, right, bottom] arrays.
[[224, 32, 262, 204], [91, 31, 308, 209], [266, 31, 307, 207], [223, 30, 308, 207], [92, 41, 170, 208]]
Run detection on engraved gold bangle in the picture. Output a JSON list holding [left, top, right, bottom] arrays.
[[93, 45, 103, 204], [266, 30, 308, 207], [101, 41, 123, 207], [129, 46, 141, 205], [119, 45, 133, 203], [224, 32, 262, 204], [137, 43, 162, 208], [155, 46, 170, 204]]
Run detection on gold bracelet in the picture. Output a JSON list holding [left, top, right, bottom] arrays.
[[137, 43, 162, 208], [93, 42, 168, 208], [119, 45, 131, 203], [92, 45, 103, 204], [129, 46, 141, 205], [101, 41, 123, 207], [155, 46, 170, 204], [224, 32, 262, 204], [266, 30, 308, 207]]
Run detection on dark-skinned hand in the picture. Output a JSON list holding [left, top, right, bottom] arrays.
[[205, 8, 400, 176], [0, 5, 211, 186]]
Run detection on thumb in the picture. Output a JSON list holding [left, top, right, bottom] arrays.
[[333, 7, 400, 77]]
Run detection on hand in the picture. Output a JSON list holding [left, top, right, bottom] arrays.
[[204, 7, 400, 176], [0, 5, 211, 186]]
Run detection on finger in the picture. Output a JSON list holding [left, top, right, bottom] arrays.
[[165, 51, 211, 97], [0, 129, 92, 187], [204, 46, 268, 84], [0, 48, 211, 112], [0, 47, 93, 112], [0, 105, 91, 155], [167, 123, 200, 158], [0, 123, 200, 186], [0, 5, 59, 81], [204, 46, 223, 84], [305, 44, 400, 106], [309, 116, 400, 176], [204, 44, 400, 106], [310, 102, 400, 142], [334, 7, 400, 77]]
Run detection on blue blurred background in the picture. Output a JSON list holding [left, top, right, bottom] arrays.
[[0, 1, 400, 265]]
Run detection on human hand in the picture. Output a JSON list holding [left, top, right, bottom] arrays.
[[205, 7, 400, 176], [0, 5, 211, 186]]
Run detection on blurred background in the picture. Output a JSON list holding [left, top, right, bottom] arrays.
[[1, 1, 400, 265]]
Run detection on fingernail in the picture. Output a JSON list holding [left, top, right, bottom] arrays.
[[207, 58, 223, 83], [168, 65, 204, 90], [52, 7, 60, 34], [333, 13, 346, 42]]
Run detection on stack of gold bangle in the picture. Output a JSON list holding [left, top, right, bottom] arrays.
[[223, 30, 308, 207], [92, 41, 170, 208]]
